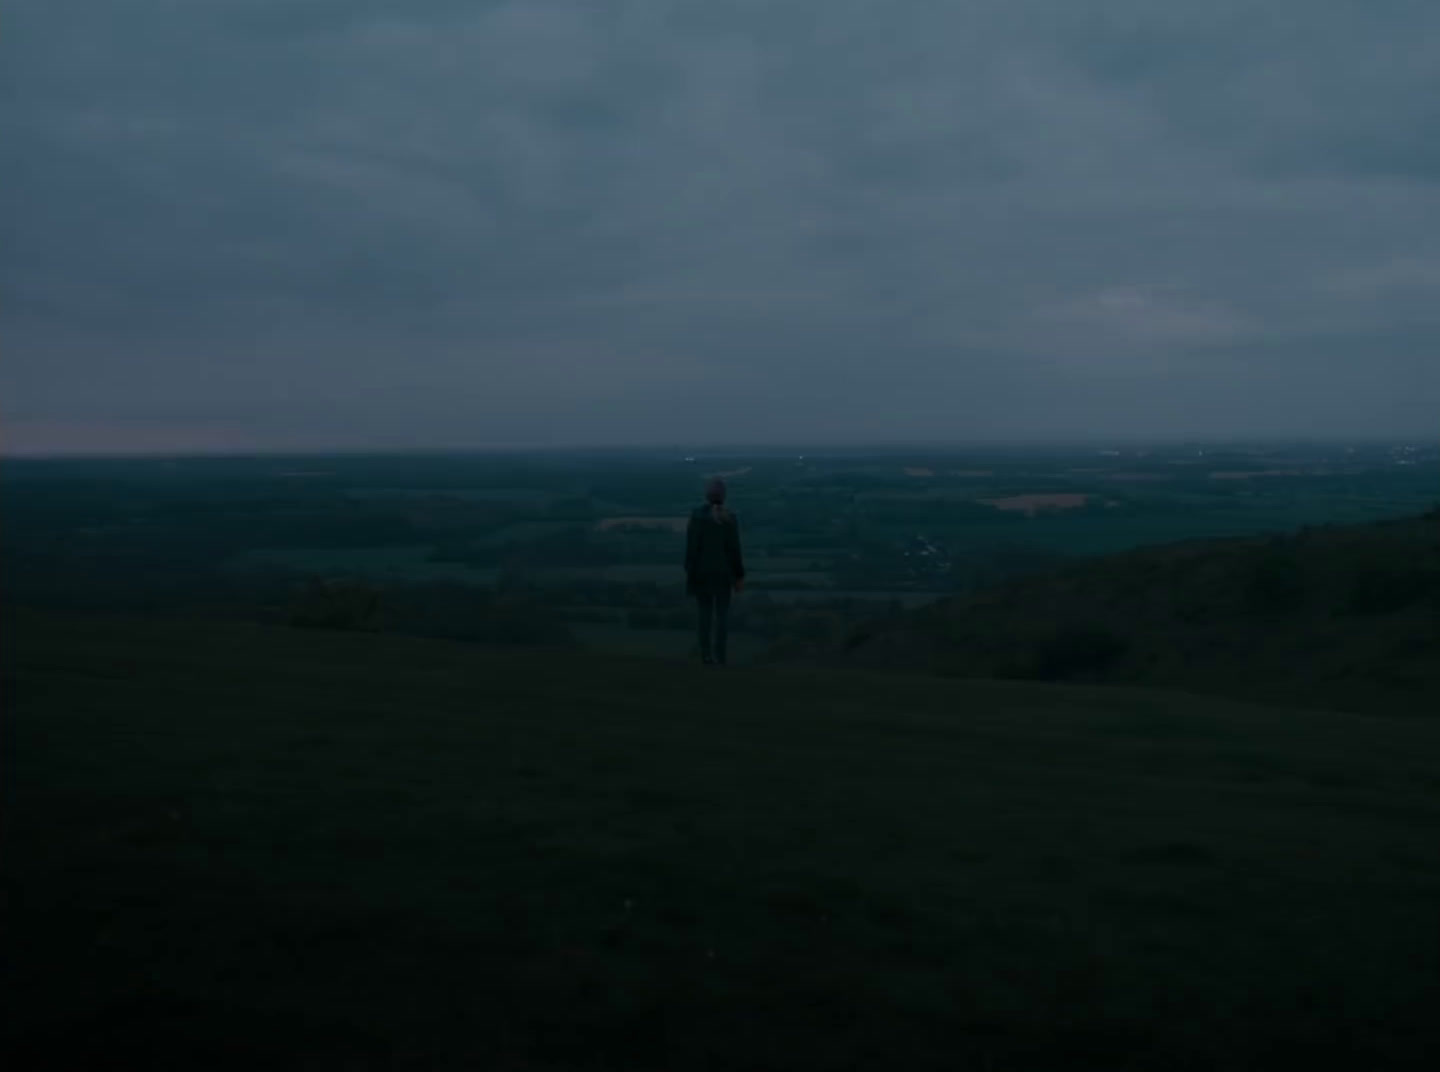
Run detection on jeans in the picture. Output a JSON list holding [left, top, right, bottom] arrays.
[[695, 583, 732, 664]]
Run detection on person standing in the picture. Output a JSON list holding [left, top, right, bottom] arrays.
[[685, 477, 745, 666]]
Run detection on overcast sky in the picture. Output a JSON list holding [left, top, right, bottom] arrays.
[[3, 1, 1438, 454]]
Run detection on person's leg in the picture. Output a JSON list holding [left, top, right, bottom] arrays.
[[713, 585, 732, 665], [696, 590, 714, 663]]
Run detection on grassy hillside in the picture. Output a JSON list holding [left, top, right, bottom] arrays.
[[5, 613, 1440, 1069], [837, 514, 1440, 715]]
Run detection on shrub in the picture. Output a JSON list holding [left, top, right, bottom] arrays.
[[375, 582, 572, 646], [1244, 551, 1307, 614], [482, 599, 574, 645], [627, 609, 664, 630], [1022, 624, 1130, 681], [288, 578, 381, 631], [561, 607, 618, 624], [1344, 567, 1438, 615]]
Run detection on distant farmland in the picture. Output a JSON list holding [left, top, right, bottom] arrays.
[[981, 493, 1092, 515], [596, 517, 687, 533]]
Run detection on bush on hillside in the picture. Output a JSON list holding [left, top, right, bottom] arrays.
[[372, 582, 574, 646], [1013, 624, 1129, 682], [627, 608, 691, 630], [289, 578, 381, 631], [1343, 566, 1440, 616], [1244, 549, 1307, 615], [562, 607, 621, 624]]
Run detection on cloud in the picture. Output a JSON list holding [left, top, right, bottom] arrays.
[[1323, 258, 1440, 298], [3, 0, 1439, 449], [1033, 286, 1255, 363]]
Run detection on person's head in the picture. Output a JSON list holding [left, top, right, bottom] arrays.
[[705, 477, 729, 521]]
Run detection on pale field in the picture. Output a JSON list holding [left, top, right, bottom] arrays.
[[981, 493, 1092, 515], [596, 517, 687, 532], [1209, 469, 1308, 480], [227, 546, 499, 584]]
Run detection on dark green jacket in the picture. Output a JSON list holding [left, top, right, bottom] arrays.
[[685, 504, 745, 593]]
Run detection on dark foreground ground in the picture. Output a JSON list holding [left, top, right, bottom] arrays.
[[4, 613, 1440, 1070]]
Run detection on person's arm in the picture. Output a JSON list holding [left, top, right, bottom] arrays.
[[685, 512, 699, 578], [727, 516, 745, 586]]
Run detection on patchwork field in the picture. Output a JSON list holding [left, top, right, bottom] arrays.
[[1209, 469, 1308, 480], [596, 516, 688, 532], [228, 545, 501, 585], [981, 493, 1093, 514], [7, 442, 1439, 667]]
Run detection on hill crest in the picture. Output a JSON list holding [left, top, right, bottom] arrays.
[[832, 514, 1440, 715]]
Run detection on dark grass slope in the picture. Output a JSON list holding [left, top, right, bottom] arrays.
[[5, 612, 1440, 1070], [839, 515, 1440, 715]]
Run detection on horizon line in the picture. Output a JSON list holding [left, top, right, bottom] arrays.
[[4, 434, 1437, 462]]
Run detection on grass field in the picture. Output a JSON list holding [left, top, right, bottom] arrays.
[[764, 589, 937, 607], [346, 488, 556, 502], [595, 517, 688, 533], [227, 546, 502, 586], [571, 622, 705, 660], [5, 613, 1440, 1069]]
